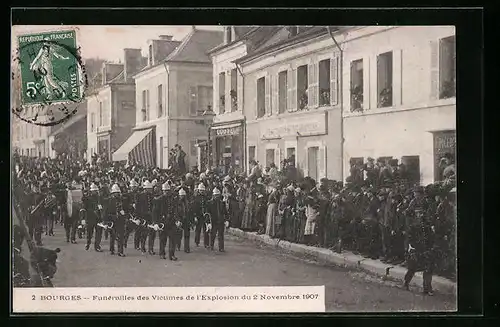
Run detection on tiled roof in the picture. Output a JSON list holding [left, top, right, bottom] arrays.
[[165, 29, 224, 63]]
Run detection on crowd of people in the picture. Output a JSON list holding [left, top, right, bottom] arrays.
[[12, 151, 456, 294]]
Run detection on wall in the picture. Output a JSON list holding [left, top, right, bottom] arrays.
[[13, 114, 52, 157], [135, 65, 167, 124], [341, 26, 456, 185], [86, 86, 112, 160]]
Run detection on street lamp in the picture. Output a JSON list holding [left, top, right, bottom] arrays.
[[201, 105, 216, 171]]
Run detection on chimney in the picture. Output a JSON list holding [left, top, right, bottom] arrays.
[[101, 63, 107, 85], [158, 35, 173, 41], [101, 62, 124, 85], [123, 48, 144, 82]]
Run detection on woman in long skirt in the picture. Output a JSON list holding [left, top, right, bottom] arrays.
[[266, 185, 280, 237], [304, 196, 320, 245], [240, 182, 255, 231]]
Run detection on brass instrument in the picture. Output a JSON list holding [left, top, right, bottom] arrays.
[[97, 221, 114, 230], [204, 212, 212, 233], [147, 223, 165, 232]]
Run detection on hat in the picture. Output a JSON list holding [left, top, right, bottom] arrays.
[[162, 182, 170, 191], [129, 179, 138, 188], [186, 173, 193, 179], [414, 186, 424, 193], [198, 183, 206, 191], [152, 179, 158, 186], [200, 173, 206, 179], [213, 187, 221, 195], [90, 183, 99, 192], [224, 175, 231, 183], [40, 171, 47, 178], [111, 184, 121, 194], [178, 189, 186, 196], [287, 185, 295, 192], [143, 180, 152, 189], [294, 187, 301, 193], [367, 157, 374, 162]]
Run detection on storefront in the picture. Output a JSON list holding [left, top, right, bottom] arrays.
[[97, 133, 111, 161], [210, 120, 245, 176]]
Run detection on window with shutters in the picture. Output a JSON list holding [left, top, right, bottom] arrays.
[[297, 65, 308, 110], [189, 86, 198, 116], [257, 77, 266, 118], [157, 84, 163, 118], [99, 101, 103, 126], [439, 36, 456, 99], [230, 68, 238, 112], [219, 72, 226, 114], [197, 86, 213, 115], [350, 59, 364, 112], [278, 71, 287, 114], [319, 59, 331, 106], [377, 51, 393, 108]]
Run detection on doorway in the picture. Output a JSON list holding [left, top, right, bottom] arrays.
[[308, 146, 319, 182]]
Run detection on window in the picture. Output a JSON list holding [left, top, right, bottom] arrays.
[[189, 86, 198, 116], [198, 86, 213, 115], [286, 147, 296, 167], [148, 44, 153, 66], [256, 77, 266, 118], [219, 72, 226, 114], [90, 112, 95, 132], [231, 68, 238, 111], [439, 36, 456, 99], [377, 51, 393, 108], [142, 90, 149, 121], [319, 59, 331, 106], [350, 59, 364, 111], [157, 84, 163, 118], [248, 146, 256, 163], [297, 65, 308, 110], [266, 149, 275, 167], [190, 140, 197, 156], [99, 101, 103, 126], [278, 71, 287, 114]]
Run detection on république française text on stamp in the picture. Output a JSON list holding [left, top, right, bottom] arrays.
[[12, 29, 87, 126]]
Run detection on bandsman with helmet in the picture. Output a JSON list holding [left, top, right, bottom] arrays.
[[82, 182, 104, 252], [107, 183, 127, 256], [175, 188, 192, 253], [207, 187, 229, 252], [124, 178, 141, 250], [137, 180, 155, 255], [193, 183, 209, 248], [158, 182, 178, 260], [65, 178, 84, 244]]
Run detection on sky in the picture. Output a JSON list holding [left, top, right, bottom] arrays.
[[11, 25, 223, 62]]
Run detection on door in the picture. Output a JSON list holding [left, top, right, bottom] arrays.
[[266, 149, 275, 167], [308, 146, 319, 181]]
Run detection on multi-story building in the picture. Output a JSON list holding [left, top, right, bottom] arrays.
[[86, 48, 146, 161], [12, 109, 53, 158], [47, 107, 87, 159], [340, 26, 456, 184], [232, 26, 344, 181], [113, 29, 223, 169]]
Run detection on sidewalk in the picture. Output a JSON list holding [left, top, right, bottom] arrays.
[[227, 227, 457, 296]]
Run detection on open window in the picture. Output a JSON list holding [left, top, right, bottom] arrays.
[[350, 59, 364, 111], [297, 65, 308, 110], [377, 51, 393, 108], [278, 70, 288, 114], [257, 77, 266, 118], [219, 72, 226, 114], [439, 36, 456, 99], [231, 68, 238, 112], [319, 59, 331, 106]]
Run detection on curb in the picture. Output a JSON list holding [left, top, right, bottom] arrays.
[[227, 227, 456, 296]]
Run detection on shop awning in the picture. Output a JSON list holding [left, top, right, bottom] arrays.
[[112, 128, 155, 166]]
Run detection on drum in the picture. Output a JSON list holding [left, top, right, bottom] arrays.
[[67, 188, 83, 218]]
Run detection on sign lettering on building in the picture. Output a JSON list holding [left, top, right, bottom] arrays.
[[215, 126, 242, 137], [433, 130, 456, 181], [260, 113, 327, 139]]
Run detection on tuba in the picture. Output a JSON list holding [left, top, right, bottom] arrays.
[[147, 222, 165, 232], [97, 221, 114, 230]]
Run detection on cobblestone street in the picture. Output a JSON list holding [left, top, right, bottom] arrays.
[[38, 224, 456, 312]]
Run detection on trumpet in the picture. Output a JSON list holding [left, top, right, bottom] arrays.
[[147, 223, 165, 232], [97, 221, 114, 230], [129, 214, 146, 226]]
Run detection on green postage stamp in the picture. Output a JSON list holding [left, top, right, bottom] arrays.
[[17, 29, 84, 106]]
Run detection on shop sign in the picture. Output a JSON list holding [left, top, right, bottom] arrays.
[[260, 112, 326, 139], [215, 126, 242, 137]]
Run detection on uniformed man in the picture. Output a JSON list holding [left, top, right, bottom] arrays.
[[403, 186, 435, 295], [193, 183, 209, 248], [207, 187, 229, 252], [158, 182, 178, 261], [176, 188, 192, 253], [150, 183, 164, 254], [65, 179, 83, 244], [28, 183, 44, 246], [124, 179, 141, 250], [82, 183, 104, 252], [43, 184, 58, 237], [108, 183, 127, 257], [137, 180, 155, 255]]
